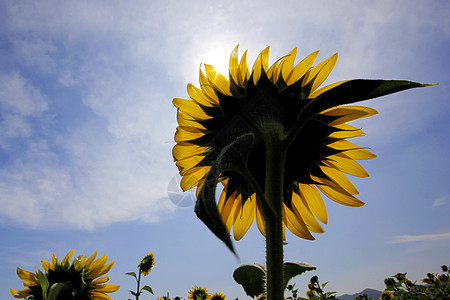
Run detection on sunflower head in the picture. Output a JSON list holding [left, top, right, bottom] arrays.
[[188, 285, 210, 300], [173, 45, 432, 248], [380, 290, 395, 300], [10, 249, 119, 300], [209, 292, 227, 300], [138, 252, 155, 276]]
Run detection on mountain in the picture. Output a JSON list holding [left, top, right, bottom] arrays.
[[338, 288, 382, 299]]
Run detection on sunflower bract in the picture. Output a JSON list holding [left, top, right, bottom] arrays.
[[173, 45, 387, 241]]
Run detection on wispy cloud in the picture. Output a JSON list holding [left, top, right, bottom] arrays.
[[432, 194, 450, 208], [387, 232, 450, 244]]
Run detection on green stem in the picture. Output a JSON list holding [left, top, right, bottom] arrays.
[[136, 271, 141, 300], [263, 122, 287, 300]]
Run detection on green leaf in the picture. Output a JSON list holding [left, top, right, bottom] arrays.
[[311, 79, 433, 114], [283, 262, 316, 288], [37, 270, 49, 300], [125, 272, 137, 279], [195, 132, 254, 256], [233, 263, 266, 297], [141, 285, 154, 294]]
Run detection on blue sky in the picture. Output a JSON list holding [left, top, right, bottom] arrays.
[[1, 0, 449, 299]]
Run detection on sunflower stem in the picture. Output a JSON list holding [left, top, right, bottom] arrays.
[[263, 122, 287, 300]]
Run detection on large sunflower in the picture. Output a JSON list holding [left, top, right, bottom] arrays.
[[173, 45, 429, 244], [10, 249, 120, 300]]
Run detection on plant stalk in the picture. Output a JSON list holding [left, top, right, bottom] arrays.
[[263, 122, 287, 300]]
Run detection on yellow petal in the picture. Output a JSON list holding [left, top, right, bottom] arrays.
[[85, 251, 98, 270], [93, 284, 120, 293], [252, 46, 270, 84], [255, 203, 266, 237], [172, 144, 206, 161], [303, 53, 338, 93], [90, 261, 114, 279], [204, 64, 231, 96], [173, 98, 209, 120], [61, 249, 76, 266], [282, 204, 315, 240], [328, 123, 365, 139], [40, 260, 50, 273], [280, 48, 297, 82], [237, 50, 249, 86], [297, 183, 328, 224], [10, 287, 31, 298], [310, 80, 348, 98], [229, 45, 239, 84], [51, 253, 57, 267], [267, 57, 283, 83], [199, 69, 220, 104], [16, 267, 37, 283], [286, 50, 319, 86], [320, 165, 359, 194], [322, 106, 378, 125], [218, 188, 237, 233], [174, 126, 204, 143], [328, 140, 376, 160], [177, 111, 205, 129], [187, 84, 217, 106], [233, 194, 256, 241], [90, 292, 112, 300], [324, 154, 369, 177], [176, 154, 204, 175], [313, 176, 365, 207], [91, 276, 110, 285], [180, 167, 210, 191], [291, 191, 324, 233]]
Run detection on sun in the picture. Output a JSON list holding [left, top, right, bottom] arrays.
[[200, 45, 233, 76]]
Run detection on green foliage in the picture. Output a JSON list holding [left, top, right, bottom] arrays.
[[233, 261, 316, 298], [382, 265, 450, 299], [233, 263, 266, 297], [304, 276, 337, 300]]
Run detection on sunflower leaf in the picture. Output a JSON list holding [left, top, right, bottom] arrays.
[[310, 79, 434, 114], [233, 263, 266, 297], [195, 132, 255, 256], [37, 270, 49, 300], [125, 272, 137, 279], [141, 285, 154, 294], [283, 261, 316, 288]]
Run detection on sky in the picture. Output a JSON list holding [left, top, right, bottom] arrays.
[[0, 0, 449, 299]]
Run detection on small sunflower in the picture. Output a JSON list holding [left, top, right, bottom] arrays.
[[138, 252, 155, 276], [209, 292, 227, 300], [173, 45, 429, 242], [188, 285, 210, 300], [379, 290, 395, 300], [10, 249, 119, 300]]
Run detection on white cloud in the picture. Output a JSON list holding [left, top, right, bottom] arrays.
[[0, 72, 48, 145], [387, 232, 450, 244], [0, 72, 47, 117], [432, 194, 450, 208]]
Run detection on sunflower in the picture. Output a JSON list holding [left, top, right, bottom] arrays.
[[138, 252, 155, 276], [379, 290, 395, 300], [209, 292, 227, 300], [10, 249, 120, 300], [188, 285, 210, 300], [173, 45, 429, 242]]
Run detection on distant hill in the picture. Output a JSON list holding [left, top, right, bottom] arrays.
[[338, 288, 382, 300]]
